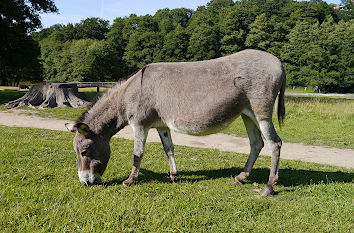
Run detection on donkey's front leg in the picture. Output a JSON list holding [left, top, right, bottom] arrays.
[[123, 125, 148, 187], [157, 129, 178, 182]]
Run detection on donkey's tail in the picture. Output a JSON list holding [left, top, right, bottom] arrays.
[[277, 68, 286, 128]]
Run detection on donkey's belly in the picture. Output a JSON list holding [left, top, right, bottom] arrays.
[[165, 113, 240, 136]]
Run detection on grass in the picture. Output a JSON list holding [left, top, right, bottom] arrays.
[[0, 126, 353, 232], [1, 90, 354, 149], [0, 86, 20, 90]]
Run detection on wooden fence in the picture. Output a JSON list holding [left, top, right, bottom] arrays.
[[45, 81, 124, 92]]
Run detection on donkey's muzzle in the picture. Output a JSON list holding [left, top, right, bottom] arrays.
[[78, 171, 101, 186]]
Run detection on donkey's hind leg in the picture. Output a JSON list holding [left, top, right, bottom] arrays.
[[234, 114, 264, 185], [123, 125, 148, 187], [157, 129, 178, 182], [257, 118, 282, 196]]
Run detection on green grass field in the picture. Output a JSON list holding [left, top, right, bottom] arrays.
[[0, 126, 353, 232], [1, 89, 353, 149]]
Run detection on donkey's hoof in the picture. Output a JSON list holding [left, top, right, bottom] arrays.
[[168, 172, 178, 183], [122, 179, 134, 187], [233, 180, 243, 185], [169, 177, 175, 183], [233, 178, 243, 185], [260, 186, 274, 197]]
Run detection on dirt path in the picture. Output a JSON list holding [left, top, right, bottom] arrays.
[[0, 111, 353, 169]]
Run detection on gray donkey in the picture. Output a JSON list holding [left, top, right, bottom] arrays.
[[65, 49, 286, 196]]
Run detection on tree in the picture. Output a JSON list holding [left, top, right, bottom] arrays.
[[219, 1, 260, 55], [245, 14, 273, 51], [74, 18, 110, 40], [0, 30, 43, 86], [159, 25, 190, 62], [30, 0, 353, 93], [281, 20, 321, 87], [336, 0, 354, 21], [83, 40, 112, 82], [0, 0, 57, 85], [280, 17, 353, 93], [326, 19, 354, 92], [123, 31, 160, 69], [0, 0, 57, 33], [106, 17, 130, 79], [187, 10, 220, 60], [39, 31, 66, 81], [31, 24, 63, 41], [206, 0, 235, 19], [55, 39, 102, 82], [169, 8, 194, 27], [262, 0, 292, 17], [122, 14, 161, 70], [245, 14, 287, 56], [153, 8, 194, 62], [154, 8, 174, 35]]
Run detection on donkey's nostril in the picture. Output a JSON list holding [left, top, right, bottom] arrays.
[[81, 180, 90, 186], [80, 179, 100, 186]]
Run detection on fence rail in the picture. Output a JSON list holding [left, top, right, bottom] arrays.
[[45, 81, 124, 92]]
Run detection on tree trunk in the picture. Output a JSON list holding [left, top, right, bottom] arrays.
[[6, 83, 91, 109]]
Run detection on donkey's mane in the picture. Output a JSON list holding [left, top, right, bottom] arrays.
[[76, 66, 147, 123]]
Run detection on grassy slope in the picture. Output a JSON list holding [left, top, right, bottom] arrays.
[[0, 126, 353, 232]]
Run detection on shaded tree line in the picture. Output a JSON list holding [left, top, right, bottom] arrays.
[[3, 0, 354, 93], [0, 0, 57, 86]]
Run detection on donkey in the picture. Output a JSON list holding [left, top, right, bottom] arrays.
[[65, 49, 286, 196]]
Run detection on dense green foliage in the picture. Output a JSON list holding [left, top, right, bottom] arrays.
[[0, 126, 353, 232], [32, 0, 353, 92], [0, 0, 57, 86], [3, 0, 354, 93]]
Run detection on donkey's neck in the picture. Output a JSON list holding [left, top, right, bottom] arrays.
[[82, 88, 127, 139]]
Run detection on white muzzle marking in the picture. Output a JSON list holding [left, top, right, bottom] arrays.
[[78, 170, 101, 185]]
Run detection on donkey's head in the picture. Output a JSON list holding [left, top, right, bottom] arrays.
[[65, 122, 111, 186]]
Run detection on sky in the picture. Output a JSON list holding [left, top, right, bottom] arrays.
[[39, 0, 342, 29]]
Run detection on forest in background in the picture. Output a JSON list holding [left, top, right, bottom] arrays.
[[1, 0, 353, 93]]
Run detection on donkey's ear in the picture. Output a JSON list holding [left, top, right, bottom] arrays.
[[76, 123, 93, 138], [65, 123, 77, 132]]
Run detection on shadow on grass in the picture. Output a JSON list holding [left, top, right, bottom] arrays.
[[0, 90, 26, 105], [103, 167, 354, 187]]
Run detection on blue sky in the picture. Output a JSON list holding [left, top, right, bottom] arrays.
[[39, 0, 342, 28]]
